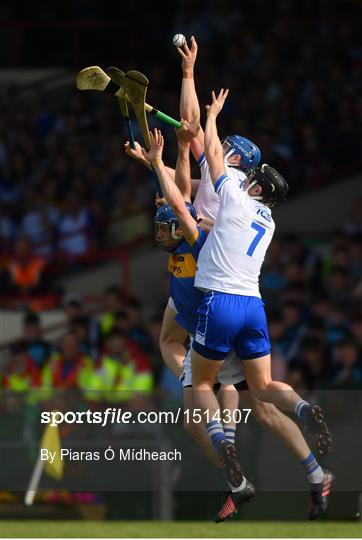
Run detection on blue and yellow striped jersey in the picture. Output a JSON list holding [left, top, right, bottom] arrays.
[[168, 226, 208, 335]]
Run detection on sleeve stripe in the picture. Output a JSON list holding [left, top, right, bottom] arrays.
[[214, 174, 229, 194], [185, 229, 199, 246], [197, 153, 206, 166]]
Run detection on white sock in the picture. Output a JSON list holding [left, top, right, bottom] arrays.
[[228, 477, 247, 493], [295, 400, 310, 420], [223, 425, 236, 444], [301, 452, 325, 484]]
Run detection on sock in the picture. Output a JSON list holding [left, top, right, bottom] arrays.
[[295, 400, 310, 421], [301, 453, 325, 484], [228, 477, 246, 493], [206, 420, 225, 453], [223, 425, 236, 444]]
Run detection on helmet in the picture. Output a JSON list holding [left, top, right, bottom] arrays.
[[222, 135, 261, 170], [154, 203, 197, 252], [246, 164, 289, 207]]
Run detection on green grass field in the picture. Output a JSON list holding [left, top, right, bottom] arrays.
[[0, 521, 360, 538]]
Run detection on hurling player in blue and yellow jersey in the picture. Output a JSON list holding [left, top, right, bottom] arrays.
[[148, 125, 246, 469]]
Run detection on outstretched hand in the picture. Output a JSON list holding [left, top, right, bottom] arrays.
[[124, 140, 145, 161], [205, 88, 229, 117], [155, 192, 167, 208], [176, 35, 198, 73], [141, 129, 164, 162]]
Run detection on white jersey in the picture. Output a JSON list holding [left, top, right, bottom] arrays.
[[193, 152, 247, 221], [194, 173, 275, 297]]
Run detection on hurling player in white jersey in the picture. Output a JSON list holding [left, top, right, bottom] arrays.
[[124, 35, 261, 390], [190, 87, 333, 503]]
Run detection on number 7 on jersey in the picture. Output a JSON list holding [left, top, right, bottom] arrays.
[[247, 222, 266, 257]]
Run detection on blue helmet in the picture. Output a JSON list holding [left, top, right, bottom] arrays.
[[222, 135, 261, 170], [154, 203, 197, 252]]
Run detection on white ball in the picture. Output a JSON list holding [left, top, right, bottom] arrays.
[[172, 34, 186, 48]]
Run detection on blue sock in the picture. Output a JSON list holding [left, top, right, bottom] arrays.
[[295, 400, 310, 421], [301, 452, 325, 484], [206, 420, 225, 453], [223, 425, 236, 444]]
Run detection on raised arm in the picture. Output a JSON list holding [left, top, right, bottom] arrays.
[[124, 140, 200, 196], [142, 129, 197, 239], [124, 141, 152, 170], [204, 88, 229, 184], [177, 36, 205, 161]]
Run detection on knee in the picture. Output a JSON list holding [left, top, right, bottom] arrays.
[[248, 376, 272, 392], [159, 332, 176, 352]]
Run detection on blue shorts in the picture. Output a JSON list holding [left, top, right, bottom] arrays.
[[193, 291, 270, 361]]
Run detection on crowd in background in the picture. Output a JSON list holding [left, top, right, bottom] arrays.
[[2, 227, 362, 411], [0, 0, 361, 405], [0, 0, 361, 265]]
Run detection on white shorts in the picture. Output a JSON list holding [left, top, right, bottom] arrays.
[[167, 296, 178, 313], [181, 336, 246, 388]]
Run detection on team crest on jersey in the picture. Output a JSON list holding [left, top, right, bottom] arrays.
[[168, 253, 197, 279]]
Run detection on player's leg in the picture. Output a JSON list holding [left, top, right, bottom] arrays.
[[192, 349, 253, 509], [181, 343, 221, 467], [241, 353, 304, 412], [240, 388, 312, 459], [235, 297, 332, 456], [239, 390, 335, 520], [192, 291, 246, 488], [159, 299, 188, 378], [183, 386, 221, 468], [217, 385, 239, 446], [241, 355, 332, 456], [212, 356, 258, 523]]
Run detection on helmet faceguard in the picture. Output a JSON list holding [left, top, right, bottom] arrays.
[[154, 203, 197, 252], [222, 135, 261, 170], [246, 164, 289, 207]]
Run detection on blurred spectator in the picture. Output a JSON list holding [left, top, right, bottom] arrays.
[[64, 294, 101, 359], [124, 298, 153, 352], [280, 301, 306, 362], [93, 329, 153, 404], [42, 332, 93, 392], [326, 266, 352, 303], [331, 339, 362, 388], [260, 239, 286, 303], [3, 342, 41, 395], [0, 236, 58, 310], [325, 302, 349, 345], [99, 285, 126, 337], [1, 236, 49, 296], [64, 296, 83, 323], [20, 187, 59, 257], [288, 337, 330, 390], [70, 316, 95, 358], [22, 312, 51, 369], [57, 191, 92, 257]]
